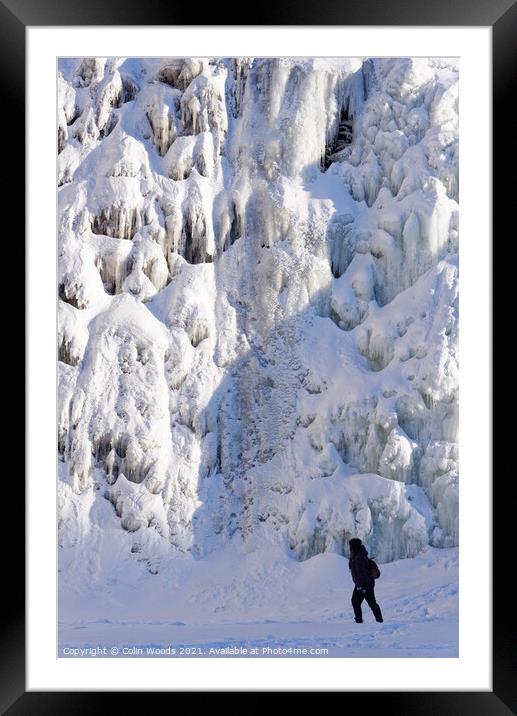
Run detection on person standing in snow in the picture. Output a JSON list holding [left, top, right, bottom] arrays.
[[348, 538, 383, 623]]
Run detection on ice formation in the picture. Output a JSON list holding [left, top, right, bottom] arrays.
[[58, 57, 459, 577]]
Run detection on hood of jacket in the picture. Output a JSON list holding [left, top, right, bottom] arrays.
[[352, 544, 368, 560]]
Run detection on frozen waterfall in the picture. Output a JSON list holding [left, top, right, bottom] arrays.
[[58, 56, 459, 575]]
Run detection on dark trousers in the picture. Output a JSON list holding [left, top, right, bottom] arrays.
[[352, 585, 383, 622]]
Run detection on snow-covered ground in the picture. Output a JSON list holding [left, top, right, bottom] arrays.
[[58, 56, 459, 658], [59, 544, 458, 657]]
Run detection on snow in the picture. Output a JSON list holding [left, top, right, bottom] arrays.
[[59, 540, 458, 657], [58, 56, 459, 657]]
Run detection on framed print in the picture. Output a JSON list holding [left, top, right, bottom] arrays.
[[10, 0, 510, 708]]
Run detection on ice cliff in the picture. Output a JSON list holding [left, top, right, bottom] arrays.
[[58, 57, 459, 574]]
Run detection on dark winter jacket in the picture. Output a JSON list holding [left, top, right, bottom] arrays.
[[349, 544, 374, 588]]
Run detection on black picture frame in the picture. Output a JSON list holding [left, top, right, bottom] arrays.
[[9, 0, 509, 707]]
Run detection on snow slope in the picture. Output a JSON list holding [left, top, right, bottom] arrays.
[[59, 543, 458, 657], [58, 57, 459, 656]]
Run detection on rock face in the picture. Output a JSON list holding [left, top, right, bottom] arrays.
[[58, 57, 459, 570]]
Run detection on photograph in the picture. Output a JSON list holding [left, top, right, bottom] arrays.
[[57, 55, 459, 659]]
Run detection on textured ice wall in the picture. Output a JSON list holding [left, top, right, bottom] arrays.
[[58, 57, 459, 572]]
